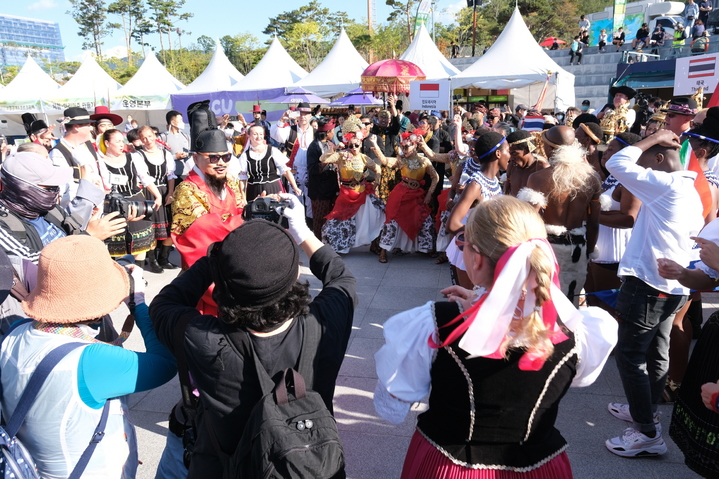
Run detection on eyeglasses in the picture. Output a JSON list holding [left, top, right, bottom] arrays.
[[205, 153, 232, 163], [348, 143, 361, 149]]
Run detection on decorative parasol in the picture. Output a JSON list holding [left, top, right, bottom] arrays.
[[539, 37, 566, 47], [267, 87, 330, 104], [360, 59, 426, 96], [329, 88, 383, 106]]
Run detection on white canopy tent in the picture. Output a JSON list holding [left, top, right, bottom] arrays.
[[43, 54, 121, 113], [451, 7, 575, 111], [294, 29, 368, 97], [179, 40, 244, 95], [233, 37, 307, 92], [0, 56, 61, 135], [0, 56, 60, 113], [112, 52, 185, 129], [400, 25, 459, 81]]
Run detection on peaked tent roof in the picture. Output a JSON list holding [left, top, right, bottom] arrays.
[[180, 40, 244, 94], [400, 25, 459, 80], [112, 52, 185, 110], [44, 55, 121, 110], [233, 37, 308, 92], [294, 29, 369, 97], [0, 56, 60, 112], [451, 8, 574, 91]]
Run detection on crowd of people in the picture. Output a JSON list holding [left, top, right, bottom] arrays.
[[553, 1, 714, 62], [0, 83, 718, 479]]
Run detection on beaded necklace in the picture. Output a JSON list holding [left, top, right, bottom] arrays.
[[602, 174, 620, 191], [469, 169, 502, 198]]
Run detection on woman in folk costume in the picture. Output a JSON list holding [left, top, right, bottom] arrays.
[[445, 131, 509, 289], [319, 129, 385, 254], [372, 132, 440, 263], [374, 196, 617, 479], [238, 124, 301, 203]]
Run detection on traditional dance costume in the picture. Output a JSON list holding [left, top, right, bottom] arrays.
[[446, 161, 502, 270], [320, 151, 385, 254], [139, 148, 175, 241], [375, 239, 617, 478], [171, 168, 244, 315], [378, 154, 438, 253], [238, 145, 289, 201], [104, 153, 154, 256]]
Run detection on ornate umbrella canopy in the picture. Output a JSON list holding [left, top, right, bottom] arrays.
[[360, 59, 426, 95]]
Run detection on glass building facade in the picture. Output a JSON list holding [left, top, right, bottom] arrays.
[[0, 14, 64, 67]]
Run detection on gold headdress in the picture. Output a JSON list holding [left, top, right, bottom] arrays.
[[599, 103, 630, 141], [341, 115, 363, 134], [692, 87, 705, 111]]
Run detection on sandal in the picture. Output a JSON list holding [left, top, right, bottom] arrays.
[[369, 239, 381, 255], [435, 254, 449, 264], [379, 250, 388, 263]]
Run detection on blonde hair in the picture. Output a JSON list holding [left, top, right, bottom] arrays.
[[465, 196, 556, 361], [549, 143, 601, 200]]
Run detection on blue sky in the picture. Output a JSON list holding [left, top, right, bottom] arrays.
[[4, 0, 463, 61]]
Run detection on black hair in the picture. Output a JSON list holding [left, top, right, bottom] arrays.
[[216, 281, 312, 332], [126, 128, 140, 143], [166, 110, 181, 125], [573, 113, 600, 126], [151, 126, 160, 137], [506, 129, 532, 154], [615, 132, 642, 146], [689, 107, 719, 159], [474, 131, 505, 164], [427, 116, 438, 128]]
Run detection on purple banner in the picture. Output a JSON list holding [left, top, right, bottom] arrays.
[[171, 88, 286, 122]]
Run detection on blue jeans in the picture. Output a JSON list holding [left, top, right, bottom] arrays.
[[154, 430, 189, 479], [614, 276, 687, 435]]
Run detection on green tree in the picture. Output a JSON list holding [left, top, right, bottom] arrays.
[[263, 1, 351, 41], [197, 35, 216, 54], [0, 66, 20, 85], [158, 46, 211, 85], [220, 33, 263, 74], [68, 0, 110, 58], [385, 0, 420, 42], [107, 0, 149, 63], [282, 22, 324, 70], [42, 60, 82, 83]]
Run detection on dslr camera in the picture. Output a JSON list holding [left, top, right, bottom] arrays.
[[104, 185, 155, 220], [242, 196, 290, 228]]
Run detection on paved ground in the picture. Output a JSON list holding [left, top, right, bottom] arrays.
[[116, 246, 708, 479]]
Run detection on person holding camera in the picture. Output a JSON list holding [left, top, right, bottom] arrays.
[[170, 100, 245, 316], [0, 151, 132, 264], [101, 129, 162, 265], [150, 194, 357, 479], [0, 235, 176, 478]]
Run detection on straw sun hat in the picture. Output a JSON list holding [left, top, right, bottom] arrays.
[[22, 235, 130, 323]]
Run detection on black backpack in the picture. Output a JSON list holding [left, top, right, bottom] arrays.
[[217, 318, 345, 479]]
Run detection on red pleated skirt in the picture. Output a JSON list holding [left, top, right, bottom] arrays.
[[400, 431, 574, 479]]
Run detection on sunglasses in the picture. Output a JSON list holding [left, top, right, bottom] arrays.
[[362, 122, 371, 126], [348, 143, 361, 148], [454, 232, 481, 254], [205, 153, 232, 163]]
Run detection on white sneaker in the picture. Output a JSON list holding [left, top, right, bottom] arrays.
[[607, 403, 662, 433], [606, 427, 667, 457]]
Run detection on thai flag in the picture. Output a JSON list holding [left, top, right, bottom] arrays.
[[419, 83, 439, 98], [689, 57, 716, 79]]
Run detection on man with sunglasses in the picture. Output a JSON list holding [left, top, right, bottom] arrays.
[[171, 101, 245, 315]]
